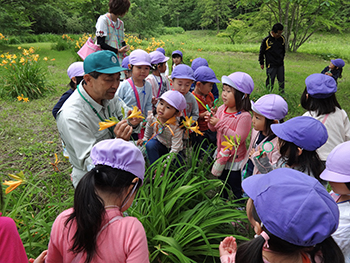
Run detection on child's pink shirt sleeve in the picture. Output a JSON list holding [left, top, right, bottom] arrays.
[[0, 216, 28, 263], [215, 113, 251, 142]]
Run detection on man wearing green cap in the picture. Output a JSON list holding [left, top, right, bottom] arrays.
[[56, 50, 142, 187]]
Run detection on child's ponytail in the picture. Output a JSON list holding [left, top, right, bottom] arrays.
[[235, 236, 265, 263], [65, 167, 105, 263]]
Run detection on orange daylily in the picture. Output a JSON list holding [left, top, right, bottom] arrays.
[[188, 122, 203, 136], [3, 171, 26, 194], [180, 116, 203, 135], [127, 106, 145, 120], [98, 117, 119, 131]]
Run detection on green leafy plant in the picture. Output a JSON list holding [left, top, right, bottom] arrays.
[[0, 47, 52, 99], [129, 151, 248, 263]]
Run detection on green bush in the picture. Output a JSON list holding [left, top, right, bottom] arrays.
[[51, 38, 74, 51], [0, 48, 52, 99], [129, 151, 248, 262]]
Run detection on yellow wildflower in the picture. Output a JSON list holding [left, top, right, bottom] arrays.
[[221, 135, 241, 151], [98, 117, 119, 131], [23, 49, 29, 56], [127, 106, 145, 120], [19, 57, 25, 63], [2, 60, 7, 64], [18, 46, 21, 49], [23, 98, 29, 102], [11, 60, 15, 64], [6, 54, 11, 59], [12, 54, 17, 59], [0, 54, 4, 58], [51, 58, 55, 61], [43, 57, 48, 61], [181, 116, 194, 129], [3, 171, 26, 194], [17, 95, 23, 101]]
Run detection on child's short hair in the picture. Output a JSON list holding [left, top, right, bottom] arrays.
[[109, 0, 130, 16]]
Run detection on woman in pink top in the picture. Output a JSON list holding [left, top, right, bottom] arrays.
[[220, 168, 344, 263], [45, 139, 149, 263], [206, 72, 254, 200]]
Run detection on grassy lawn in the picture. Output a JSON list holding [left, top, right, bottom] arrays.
[[0, 31, 349, 260]]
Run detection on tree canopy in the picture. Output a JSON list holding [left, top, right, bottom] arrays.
[[0, 0, 349, 52]]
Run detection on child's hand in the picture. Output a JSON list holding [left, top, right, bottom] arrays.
[[325, 72, 333, 76], [208, 116, 219, 126], [151, 96, 158, 105], [30, 250, 47, 263], [219, 236, 237, 257], [199, 111, 207, 120], [136, 139, 144, 146], [204, 111, 211, 122]]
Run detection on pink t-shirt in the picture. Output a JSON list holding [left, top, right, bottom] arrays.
[[0, 215, 28, 263], [46, 208, 149, 263], [208, 105, 251, 162]]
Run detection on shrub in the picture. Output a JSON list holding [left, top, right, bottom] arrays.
[[129, 151, 248, 262], [0, 47, 52, 99], [161, 27, 185, 35]]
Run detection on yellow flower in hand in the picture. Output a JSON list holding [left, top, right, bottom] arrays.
[[127, 106, 145, 120], [188, 122, 203, 136], [181, 116, 194, 129], [99, 117, 119, 131], [50, 153, 61, 172], [221, 135, 241, 151], [3, 171, 26, 194]]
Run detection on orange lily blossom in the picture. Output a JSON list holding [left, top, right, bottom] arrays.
[[50, 153, 61, 172], [3, 171, 26, 194], [127, 106, 145, 120], [221, 135, 241, 151]]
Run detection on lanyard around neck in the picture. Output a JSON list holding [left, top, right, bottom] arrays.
[[153, 75, 163, 98], [129, 78, 146, 114], [77, 85, 114, 136]]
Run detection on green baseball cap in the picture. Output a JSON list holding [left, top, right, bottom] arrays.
[[84, 50, 127, 74]]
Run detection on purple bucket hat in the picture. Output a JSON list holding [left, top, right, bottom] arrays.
[[67, 62, 84, 79], [331, 58, 345, 68], [91, 139, 145, 182], [221, 72, 254, 94], [171, 64, 195, 81], [172, 50, 183, 57], [191, 57, 209, 72], [320, 141, 350, 183], [306, 73, 337, 99], [271, 116, 328, 151], [243, 168, 339, 246], [251, 94, 288, 120], [149, 51, 169, 65], [156, 47, 165, 55], [160, 90, 186, 111], [129, 49, 152, 67], [121, 56, 130, 69], [194, 66, 220, 83]]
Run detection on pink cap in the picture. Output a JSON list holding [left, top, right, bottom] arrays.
[[160, 90, 186, 111], [221, 72, 254, 94], [149, 51, 169, 65]]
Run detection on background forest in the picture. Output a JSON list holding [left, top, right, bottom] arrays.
[[2, 0, 350, 52]]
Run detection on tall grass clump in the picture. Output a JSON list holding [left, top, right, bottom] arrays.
[[0, 47, 53, 100], [129, 149, 249, 263], [1, 169, 73, 258]]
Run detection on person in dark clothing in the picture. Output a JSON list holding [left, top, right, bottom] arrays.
[[321, 58, 345, 83], [259, 23, 286, 93]]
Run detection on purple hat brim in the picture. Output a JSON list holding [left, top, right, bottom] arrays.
[[320, 168, 350, 183], [131, 61, 152, 67]]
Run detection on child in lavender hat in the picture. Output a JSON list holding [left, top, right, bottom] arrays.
[[220, 168, 343, 263], [251, 116, 328, 185], [45, 139, 149, 262], [320, 141, 350, 263], [138, 90, 186, 165], [171, 64, 199, 122], [117, 49, 153, 139], [301, 73, 350, 162], [321, 58, 345, 82], [146, 51, 170, 108], [242, 94, 288, 178]]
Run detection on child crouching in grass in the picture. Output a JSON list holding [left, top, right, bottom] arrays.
[[137, 90, 186, 165]]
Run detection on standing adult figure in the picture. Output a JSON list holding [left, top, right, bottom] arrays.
[[56, 50, 142, 188], [96, 0, 130, 79], [259, 23, 286, 93]]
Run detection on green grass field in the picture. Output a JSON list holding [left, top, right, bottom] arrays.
[[0, 30, 349, 261]]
